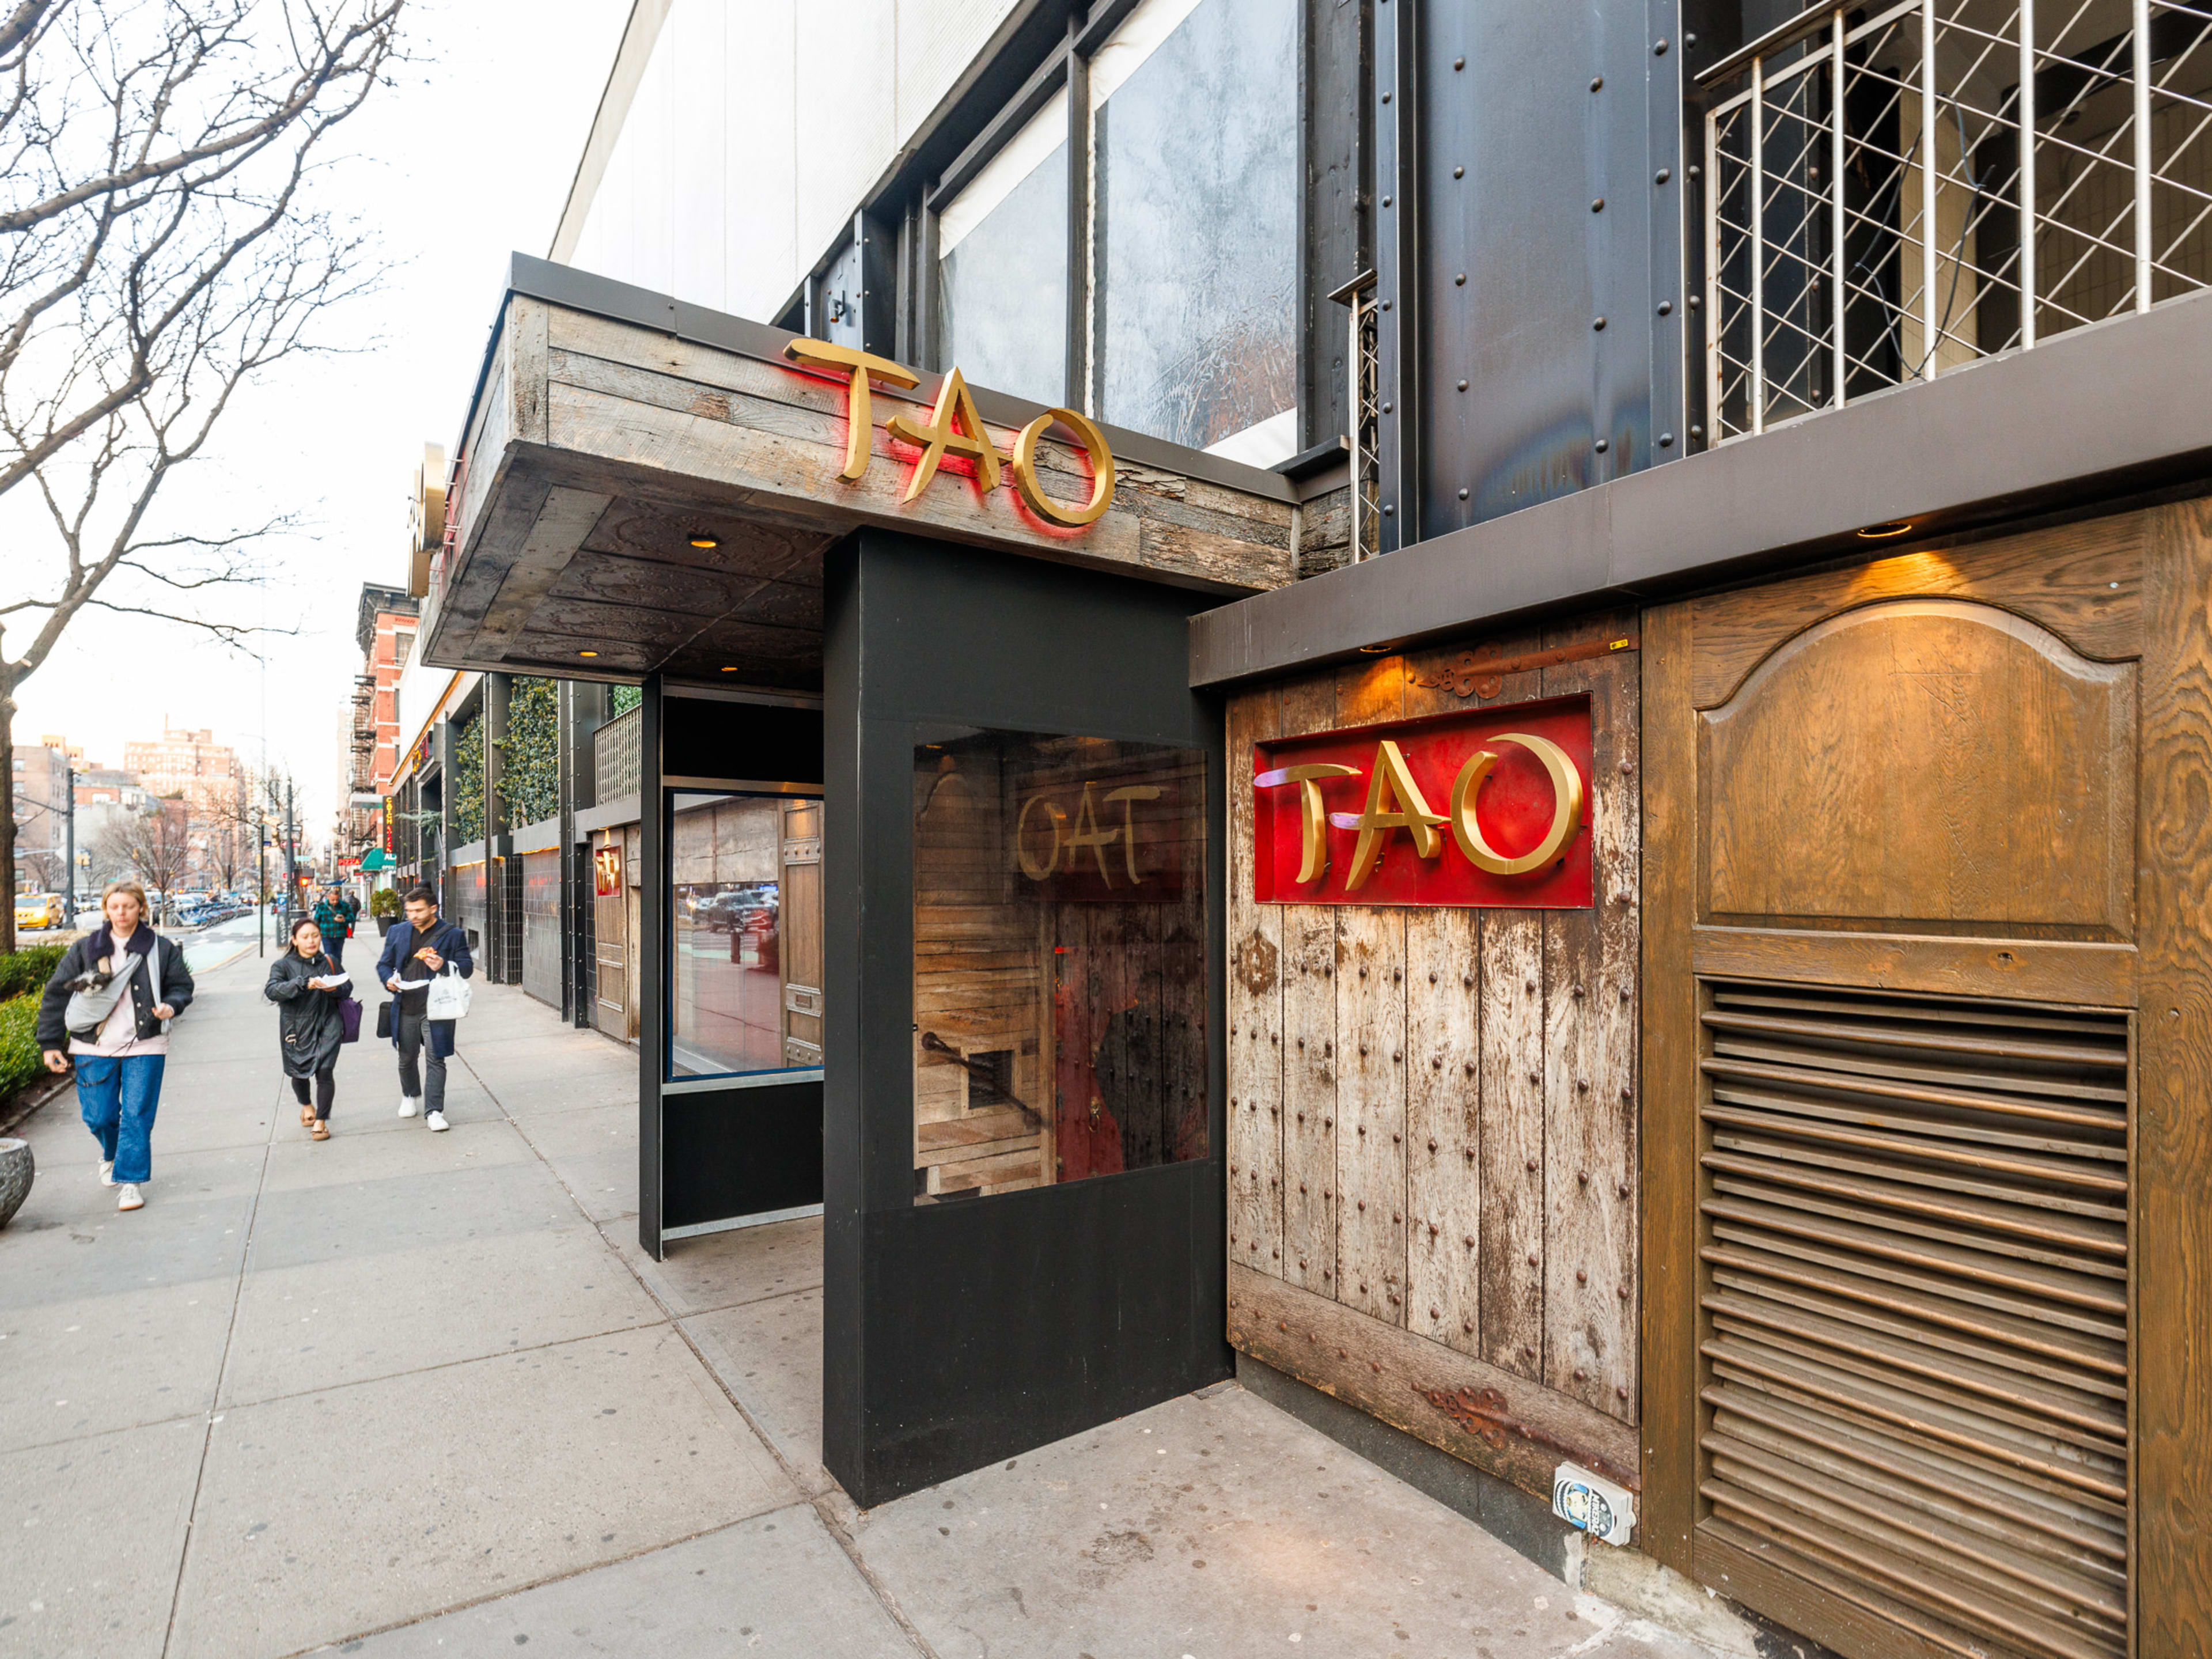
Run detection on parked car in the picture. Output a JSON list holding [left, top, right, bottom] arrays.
[[14, 892, 65, 930]]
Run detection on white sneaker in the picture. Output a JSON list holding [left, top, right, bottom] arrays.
[[425, 1111, 449, 1132], [97, 1160, 115, 1187], [116, 1184, 143, 1211], [398, 1096, 420, 1118]]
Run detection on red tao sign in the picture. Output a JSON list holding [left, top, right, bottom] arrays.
[[1252, 697, 1593, 908]]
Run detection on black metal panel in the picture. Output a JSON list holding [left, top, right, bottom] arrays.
[[661, 696, 823, 785], [637, 675, 666, 1258], [1412, 0, 1665, 536], [661, 1082, 825, 1229], [1372, 0, 1416, 548], [823, 531, 1229, 1506], [1300, 0, 1367, 451], [1187, 279, 2212, 686]]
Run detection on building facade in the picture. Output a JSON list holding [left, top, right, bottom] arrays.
[[396, 2, 2212, 1652], [9, 738, 73, 894], [342, 584, 421, 868], [122, 725, 246, 891]]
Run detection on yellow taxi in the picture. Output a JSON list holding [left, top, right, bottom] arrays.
[[14, 892, 65, 930]]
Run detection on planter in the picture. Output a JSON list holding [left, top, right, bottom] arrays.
[[0, 1138, 32, 1229], [377, 916, 397, 935]]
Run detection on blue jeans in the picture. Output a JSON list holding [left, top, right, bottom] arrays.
[[75, 1055, 166, 1184]]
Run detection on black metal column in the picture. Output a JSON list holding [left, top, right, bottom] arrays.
[[635, 675, 666, 1258], [821, 531, 1230, 1507]]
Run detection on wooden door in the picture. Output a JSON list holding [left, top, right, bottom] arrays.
[[781, 799, 823, 1066], [592, 827, 627, 1039], [1641, 517, 2160, 1659]]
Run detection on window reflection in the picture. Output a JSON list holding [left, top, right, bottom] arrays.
[[1091, 0, 1298, 459], [912, 729, 1207, 1203], [938, 90, 1068, 408], [671, 792, 823, 1079]]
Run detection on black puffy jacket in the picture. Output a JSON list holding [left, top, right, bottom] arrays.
[[35, 926, 195, 1050], [264, 949, 346, 1078]]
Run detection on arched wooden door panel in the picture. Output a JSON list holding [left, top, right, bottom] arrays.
[[1637, 513, 2191, 1659]]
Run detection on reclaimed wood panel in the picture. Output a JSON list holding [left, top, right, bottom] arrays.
[[1228, 689, 1285, 1277], [1281, 909, 1339, 1291], [1541, 612, 1641, 1425], [1686, 514, 2145, 709], [2135, 497, 2212, 1656], [1638, 599, 1698, 1574], [1479, 911, 1548, 1382], [1225, 616, 1646, 1499], [1336, 907, 1408, 1325], [1406, 908, 1482, 1354], [1279, 675, 1343, 1295], [1690, 925, 2138, 1009], [1228, 1262, 1641, 1495], [1699, 599, 2138, 940]]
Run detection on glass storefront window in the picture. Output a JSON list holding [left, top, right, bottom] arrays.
[[1090, 0, 1298, 460], [937, 90, 1068, 408], [912, 728, 1206, 1202], [669, 791, 824, 1080]]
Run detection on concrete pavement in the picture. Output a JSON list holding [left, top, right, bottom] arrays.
[[0, 946, 1722, 1659]]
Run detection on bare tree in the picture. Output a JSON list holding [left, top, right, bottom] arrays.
[[0, 0, 404, 953], [98, 794, 192, 922]]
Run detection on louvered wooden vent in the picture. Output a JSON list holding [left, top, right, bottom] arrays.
[[1697, 980, 2129, 1659]]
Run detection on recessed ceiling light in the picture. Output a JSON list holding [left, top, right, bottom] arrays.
[[720, 665, 738, 672], [690, 532, 721, 549], [577, 649, 599, 658], [1857, 520, 1913, 539], [1358, 639, 1404, 654]]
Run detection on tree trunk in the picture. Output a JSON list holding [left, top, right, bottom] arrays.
[[1, 662, 18, 958]]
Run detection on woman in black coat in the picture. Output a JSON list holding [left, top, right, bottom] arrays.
[[266, 915, 349, 1139]]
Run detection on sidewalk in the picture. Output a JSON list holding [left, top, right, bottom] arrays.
[[0, 949, 1721, 1659]]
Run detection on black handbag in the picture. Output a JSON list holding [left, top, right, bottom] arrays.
[[374, 1000, 393, 1040]]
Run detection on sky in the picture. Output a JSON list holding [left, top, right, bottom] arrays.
[[7, 0, 631, 847]]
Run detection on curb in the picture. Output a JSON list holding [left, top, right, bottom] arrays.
[[0, 1071, 70, 1140]]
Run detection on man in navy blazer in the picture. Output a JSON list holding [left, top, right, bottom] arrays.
[[374, 883, 474, 1131]]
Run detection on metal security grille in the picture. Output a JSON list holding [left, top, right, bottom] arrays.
[[1342, 272, 1382, 562], [1703, 0, 2212, 441], [1696, 980, 2130, 1659]]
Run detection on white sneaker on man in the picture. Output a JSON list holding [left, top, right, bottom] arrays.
[[116, 1184, 143, 1211], [398, 1096, 420, 1118], [97, 1160, 115, 1186], [425, 1111, 449, 1132]]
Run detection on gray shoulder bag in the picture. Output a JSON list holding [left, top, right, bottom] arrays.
[[63, 946, 143, 1037]]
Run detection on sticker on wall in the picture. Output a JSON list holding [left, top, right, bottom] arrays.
[[1252, 695, 1593, 908], [1553, 1461, 1636, 1547]]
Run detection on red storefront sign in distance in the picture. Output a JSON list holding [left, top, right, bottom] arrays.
[[1252, 696, 1594, 908]]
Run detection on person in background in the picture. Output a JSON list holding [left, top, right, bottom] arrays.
[[313, 885, 350, 968], [266, 915, 348, 1140], [338, 884, 361, 944], [35, 880, 195, 1212], [374, 883, 472, 1132]]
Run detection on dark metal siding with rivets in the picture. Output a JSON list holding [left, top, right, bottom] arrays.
[[1370, 0, 1686, 546]]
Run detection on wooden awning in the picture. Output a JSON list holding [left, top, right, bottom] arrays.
[[418, 257, 1298, 690]]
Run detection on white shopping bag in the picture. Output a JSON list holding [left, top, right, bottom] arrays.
[[423, 963, 472, 1021]]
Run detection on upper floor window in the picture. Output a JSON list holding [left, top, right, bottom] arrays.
[[1090, 0, 1298, 462], [917, 0, 1300, 464], [938, 92, 1069, 410]]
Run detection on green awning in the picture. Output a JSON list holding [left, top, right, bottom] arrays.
[[358, 849, 393, 872]]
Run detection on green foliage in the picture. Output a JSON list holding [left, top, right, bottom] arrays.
[[0, 994, 41, 1103], [0, 944, 66, 1001], [496, 676, 559, 827], [450, 714, 485, 845], [608, 684, 641, 717], [369, 887, 401, 919]]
